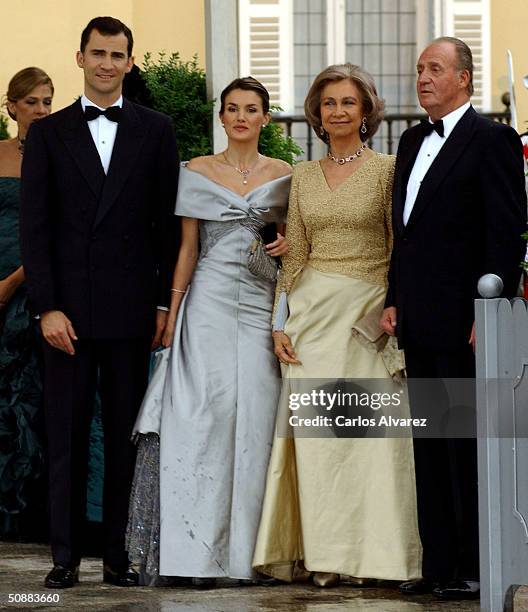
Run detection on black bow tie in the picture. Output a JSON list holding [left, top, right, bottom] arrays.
[[420, 118, 444, 138], [84, 105, 122, 123]]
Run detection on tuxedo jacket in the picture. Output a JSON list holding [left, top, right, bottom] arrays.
[[20, 99, 180, 339], [386, 106, 527, 349]]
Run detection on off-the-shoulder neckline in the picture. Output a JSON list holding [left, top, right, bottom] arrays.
[[181, 163, 291, 200]]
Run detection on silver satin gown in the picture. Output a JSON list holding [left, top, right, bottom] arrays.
[[126, 165, 291, 582]]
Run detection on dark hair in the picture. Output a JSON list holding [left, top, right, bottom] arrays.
[[430, 36, 474, 96], [4, 67, 54, 120], [220, 77, 270, 114], [123, 65, 153, 108], [305, 63, 384, 143], [80, 16, 134, 57]]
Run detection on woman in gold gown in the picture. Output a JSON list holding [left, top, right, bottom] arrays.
[[253, 64, 422, 587]]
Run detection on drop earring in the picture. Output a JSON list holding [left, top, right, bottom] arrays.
[[361, 117, 368, 135]]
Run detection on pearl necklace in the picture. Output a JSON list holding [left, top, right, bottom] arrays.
[[222, 151, 261, 185], [328, 143, 367, 165]]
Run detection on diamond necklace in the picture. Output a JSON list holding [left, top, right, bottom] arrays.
[[222, 151, 261, 185], [17, 135, 25, 156], [328, 142, 368, 165]]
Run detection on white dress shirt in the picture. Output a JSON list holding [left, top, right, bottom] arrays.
[[403, 101, 471, 226], [81, 95, 123, 174]]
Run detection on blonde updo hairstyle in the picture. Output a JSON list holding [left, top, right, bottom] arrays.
[[304, 63, 385, 143], [3, 67, 54, 121]]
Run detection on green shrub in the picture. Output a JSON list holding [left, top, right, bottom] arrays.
[[260, 106, 303, 164], [141, 52, 302, 164], [142, 52, 214, 160], [0, 113, 9, 140]]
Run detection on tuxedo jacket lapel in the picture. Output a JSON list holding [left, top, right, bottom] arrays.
[[57, 100, 105, 199], [406, 106, 477, 229], [394, 129, 424, 235], [93, 100, 147, 229]]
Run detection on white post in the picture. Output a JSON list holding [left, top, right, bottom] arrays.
[[205, 0, 239, 152], [415, 0, 430, 60], [326, 0, 346, 66]]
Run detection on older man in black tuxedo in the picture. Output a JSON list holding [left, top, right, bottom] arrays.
[[381, 37, 526, 600], [20, 16, 180, 588]]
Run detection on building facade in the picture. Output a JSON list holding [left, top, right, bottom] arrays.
[[1, 1, 526, 149], [237, 0, 527, 155], [0, 0, 205, 134]]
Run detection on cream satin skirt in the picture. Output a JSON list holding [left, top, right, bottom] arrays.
[[253, 266, 422, 581]]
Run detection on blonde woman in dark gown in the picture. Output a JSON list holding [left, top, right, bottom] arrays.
[[0, 68, 53, 537]]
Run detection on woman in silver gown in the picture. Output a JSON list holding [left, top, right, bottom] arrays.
[[126, 77, 292, 586]]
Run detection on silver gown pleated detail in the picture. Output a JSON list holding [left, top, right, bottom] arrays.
[[126, 165, 291, 582]]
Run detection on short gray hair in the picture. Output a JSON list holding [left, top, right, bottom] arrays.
[[430, 36, 474, 96], [304, 63, 385, 143]]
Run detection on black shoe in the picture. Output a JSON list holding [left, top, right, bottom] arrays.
[[237, 574, 282, 587], [103, 564, 139, 587], [433, 580, 480, 600], [399, 578, 439, 595], [254, 573, 282, 587], [44, 565, 79, 589], [191, 577, 217, 589]]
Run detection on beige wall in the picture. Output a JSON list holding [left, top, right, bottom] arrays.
[[490, 0, 528, 134], [0, 0, 205, 136]]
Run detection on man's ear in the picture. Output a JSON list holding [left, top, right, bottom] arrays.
[[76, 51, 84, 69], [126, 55, 135, 74], [459, 69, 470, 90]]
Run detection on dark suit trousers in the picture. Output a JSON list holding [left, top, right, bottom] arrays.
[[43, 338, 150, 569], [405, 343, 479, 583]]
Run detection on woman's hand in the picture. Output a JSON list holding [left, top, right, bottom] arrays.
[[266, 233, 288, 257], [161, 315, 177, 348], [0, 277, 16, 310], [273, 331, 302, 365], [0, 268, 24, 310], [152, 310, 168, 350]]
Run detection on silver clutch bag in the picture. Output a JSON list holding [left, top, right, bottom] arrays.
[[247, 236, 279, 282]]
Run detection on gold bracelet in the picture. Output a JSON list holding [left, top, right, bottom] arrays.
[[171, 288, 187, 294]]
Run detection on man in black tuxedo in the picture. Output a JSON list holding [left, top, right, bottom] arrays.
[[20, 16, 180, 588], [381, 37, 526, 600]]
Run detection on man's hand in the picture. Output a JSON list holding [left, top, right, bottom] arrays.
[[152, 310, 168, 350], [273, 331, 302, 365], [380, 306, 397, 336], [40, 310, 78, 355], [469, 321, 476, 352]]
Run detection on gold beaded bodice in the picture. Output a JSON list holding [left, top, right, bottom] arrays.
[[275, 153, 395, 308]]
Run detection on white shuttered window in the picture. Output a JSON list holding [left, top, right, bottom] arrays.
[[437, 0, 491, 110], [239, 0, 293, 111]]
